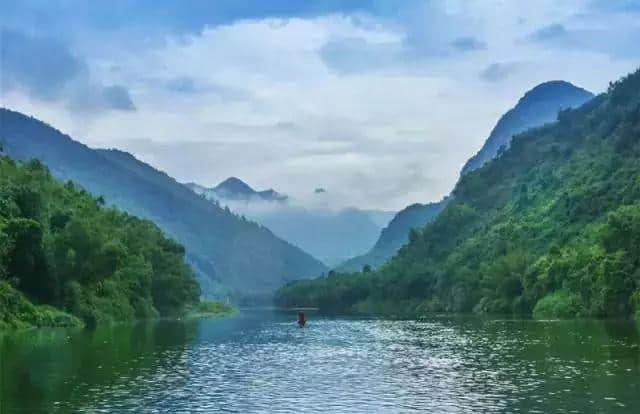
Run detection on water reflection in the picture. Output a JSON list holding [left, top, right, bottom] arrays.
[[1, 314, 639, 413], [1, 320, 197, 413]]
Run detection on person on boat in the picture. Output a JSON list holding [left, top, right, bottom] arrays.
[[297, 311, 306, 327]]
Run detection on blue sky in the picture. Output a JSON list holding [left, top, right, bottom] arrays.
[[1, 0, 639, 210]]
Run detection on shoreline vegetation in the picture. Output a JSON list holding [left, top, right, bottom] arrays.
[[0, 153, 234, 330], [0, 281, 235, 330], [276, 69, 640, 322]]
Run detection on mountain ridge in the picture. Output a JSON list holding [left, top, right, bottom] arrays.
[[0, 108, 328, 300], [461, 80, 594, 174], [185, 178, 387, 267], [337, 80, 594, 273]]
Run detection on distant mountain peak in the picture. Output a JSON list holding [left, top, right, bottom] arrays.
[[516, 81, 592, 108], [188, 177, 288, 202], [214, 177, 256, 196], [461, 80, 593, 175]]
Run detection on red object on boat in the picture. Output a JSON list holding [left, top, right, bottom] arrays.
[[297, 311, 306, 327]]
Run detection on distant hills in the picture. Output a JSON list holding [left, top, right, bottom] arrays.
[[0, 108, 327, 301], [186, 177, 288, 202], [187, 177, 393, 267], [337, 80, 594, 272], [337, 199, 449, 272]]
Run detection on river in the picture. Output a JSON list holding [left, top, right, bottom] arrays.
[[1, 311, 639, 412]]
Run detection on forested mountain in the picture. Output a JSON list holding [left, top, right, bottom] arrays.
[[0, 155, 200, 328], [461, 81, 593, 174], [276, 69, 640, 320], [186, 178, 386, 267], [337, 81, 593, 273], [337, 200, 448, 272], [0, 109, 327, 300]]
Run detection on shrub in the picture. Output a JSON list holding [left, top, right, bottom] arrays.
[[533, 290, 584, 319]]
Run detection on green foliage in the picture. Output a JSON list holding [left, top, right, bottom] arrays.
[[0, 156, 200, 327], [0, 281, 82, 329], [276, 68, 640, 319], [189, 300, 235, 317], [532, 290, 583, 319]]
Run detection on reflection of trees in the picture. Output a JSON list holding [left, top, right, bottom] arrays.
[[0, 320, 197, 412]]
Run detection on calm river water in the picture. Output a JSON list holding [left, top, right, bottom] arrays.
[[1, 311, 639, 413]]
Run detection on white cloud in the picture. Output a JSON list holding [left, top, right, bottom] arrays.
[[2, 2, 639, 210]]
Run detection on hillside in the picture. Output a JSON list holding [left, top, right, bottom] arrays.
[[276, 69, 640, 320], [337, 81, 593, 272], [0, 155, 200, 328], [337, 200, 448, 272], [0, 109, 327, 300], [187, 178, 388, 267]]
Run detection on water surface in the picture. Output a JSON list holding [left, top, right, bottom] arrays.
[[1, 312, 639, 412]]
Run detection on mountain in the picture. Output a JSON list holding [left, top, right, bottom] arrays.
[[361, 209, 397, 228], [186, 178, 387, 267], [256, 207, 384, 267], [0, 108, 327, 300], [276, 69, 640, 320], [337, 80, 594, 273], [186, 177, 288, 202], [337, 200, 448, 272], [461, 81, 594, 174]]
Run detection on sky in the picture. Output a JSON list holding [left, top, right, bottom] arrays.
[[1, 1, 639, 210]]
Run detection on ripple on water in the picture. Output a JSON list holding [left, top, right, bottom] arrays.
[[6, 315, 636, 413]]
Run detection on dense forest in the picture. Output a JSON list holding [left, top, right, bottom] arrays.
[[276, 69, 640, 320], [0, 109, 327, 301], [0, 154, 202, 328]]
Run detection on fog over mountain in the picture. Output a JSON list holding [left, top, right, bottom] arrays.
[[0, 108, 327, 300], [187, 178, 394, 266]]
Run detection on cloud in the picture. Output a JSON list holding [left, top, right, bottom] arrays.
[[451, 37, 487, 52], [0, 29, 84, 99], [529, 23, 568, 41], [480, 62, 520, 82], [102, 85, 136, 111], [166, 77, 198, 93], [1, 29, 135, 113], [1, 0, 380, 40], [525, 19, 640, 59], [319, 37, 404, 74], [2, 1, 639, 210], [589, 0, 640, 14]]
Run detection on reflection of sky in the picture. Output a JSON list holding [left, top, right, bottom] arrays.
[[2, 2, 640, 210]]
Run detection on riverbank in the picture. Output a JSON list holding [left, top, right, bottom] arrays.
[[0, 281, 235, 330], [184, 300, 236, 319], [0, 281, 83, 330]]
